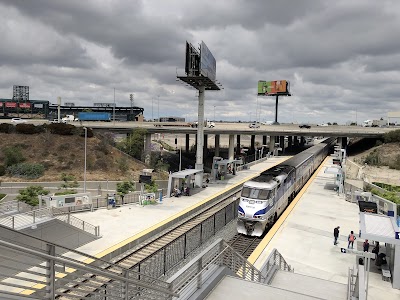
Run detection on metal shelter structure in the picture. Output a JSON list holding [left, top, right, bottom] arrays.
[[359, 212, 400, 289], [167, 169, 203, 198]]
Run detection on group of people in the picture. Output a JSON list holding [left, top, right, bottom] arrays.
[[333, 226, 387, 266], [171, 185, 190, 197]]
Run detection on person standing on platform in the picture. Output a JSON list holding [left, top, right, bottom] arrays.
[[363, 239, 370, 252], [348, 231, 356, 249], [333, 226, 340, 245]]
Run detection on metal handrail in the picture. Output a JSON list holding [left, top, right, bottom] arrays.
[[0, 206, 100, 237], [169, 239, 264, 299], [259, 248, 293, 282], [0, 238, 177, 298]]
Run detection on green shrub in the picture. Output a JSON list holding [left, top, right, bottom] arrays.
[[3, 146, 25, 167], [117, 156, 129, 173], [373, 182, 400, 193], [0, 165, 5, 176], [364, 149, 380, 166], [384, 129, 400, 143], [7, 163, 45, 179], [0, 123, 14, 133], [16, 186, 49, 206], [47, 123, 76, 135], [389, 154, 400, 170], [0, 193, 6, 200], [54, 190, 77, 195], [375, 140, 383, 146], [15, 123, 39, 134]]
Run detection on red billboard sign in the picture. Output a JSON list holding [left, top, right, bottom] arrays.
[[258, 80, 290, 96], [19, 103, 31, 109], [5, 102, 17, 108]]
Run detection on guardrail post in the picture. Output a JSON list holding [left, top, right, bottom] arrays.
[[122, 270, 129, 300], [83, 221, 85, 231], [12, 216, 15, 229], [67, 213, 70, 225], [33, 210, 36, 224], [95, 226, 100, 237], [45, 244, 56, 299], [197, 257, 203, 289]]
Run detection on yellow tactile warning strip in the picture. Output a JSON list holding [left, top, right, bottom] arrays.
[[247, 156, 330, 265], [20, 157, 290, 295]]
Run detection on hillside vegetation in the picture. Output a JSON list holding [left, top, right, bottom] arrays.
[[0, 125, 167, 182]]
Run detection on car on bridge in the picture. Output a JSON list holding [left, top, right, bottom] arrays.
[[249, 122, 260, 128], [11, 118, 27, 124], [299, 124, 311, 129]]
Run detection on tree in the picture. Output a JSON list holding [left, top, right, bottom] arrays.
[[16, 186, 49, 207], [116, 181, 135, 204], [145, 180, 158, 193], [117, 128, 147, 160], [60, 173, 79, 191]]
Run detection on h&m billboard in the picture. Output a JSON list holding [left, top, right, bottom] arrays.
[[258, 80, 289, 96]]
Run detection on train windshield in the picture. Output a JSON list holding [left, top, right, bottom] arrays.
[[241, 187, 271, 200]]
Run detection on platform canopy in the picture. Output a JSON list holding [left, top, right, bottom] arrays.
[[167, 169, 203, 197], [359, 212, 400, 245]]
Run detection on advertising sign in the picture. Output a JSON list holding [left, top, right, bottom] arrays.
[[200, 41, 216, 81], [258, 80, 289, 96], [0, 102, 3, 107], [19, 103, 31, 109], [5, 102, 17, 108]]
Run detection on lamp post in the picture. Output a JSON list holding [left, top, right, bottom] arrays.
[[113, 88, 116, 126], [84, 127, 87, 193], [214, 105, 216, 122], [152, 98, 154, 121], [157, 95, 160, 122]]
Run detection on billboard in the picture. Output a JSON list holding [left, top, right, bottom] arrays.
[[5, 102, 17, 108], [185, 41, 200, 77], [13, 85, 29, 102], [19, 103, 31, 109], [258, 80, 289, 96], [200, 41, 216, 81]]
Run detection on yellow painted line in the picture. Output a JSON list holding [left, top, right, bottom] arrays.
[[20, 157, 290, 295], [248, 156, 330, 265]]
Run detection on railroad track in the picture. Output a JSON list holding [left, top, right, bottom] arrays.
[[55, 194, 239, 299], [228, 234, 261, 259]]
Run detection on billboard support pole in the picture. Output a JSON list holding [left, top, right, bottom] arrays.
[[274, 95, 280, 125], [195, 85, 205, 188]]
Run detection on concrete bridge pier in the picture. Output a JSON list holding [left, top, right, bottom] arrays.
[[280, 136, 285, 153], [251, 135, 255, 154], [288, 136, 293, 149], [214, 134, 220, 157], [185, 134, 190, 153], [236, 135, 241, 156], [269, 136, 275, 155], [294, 136, 299, 147], [229, 134, 235, 160]]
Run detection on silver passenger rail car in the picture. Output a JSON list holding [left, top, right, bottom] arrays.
[[237, 138, 336, 236]]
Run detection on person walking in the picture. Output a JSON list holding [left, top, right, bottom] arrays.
[[348, 231, 356, 249], [333, 226, 340, 245], [363, 239, 370, 252]]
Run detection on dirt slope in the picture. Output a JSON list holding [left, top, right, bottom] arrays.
[[0, 132, 164, 182]]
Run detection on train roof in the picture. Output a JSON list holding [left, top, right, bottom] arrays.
[[260, 165, 295, 177]]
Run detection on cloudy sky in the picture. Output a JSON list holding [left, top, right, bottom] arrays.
[[1, 0, 399, 124]]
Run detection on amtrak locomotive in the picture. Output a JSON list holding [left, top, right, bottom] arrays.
[[237, 138, 335, 236]]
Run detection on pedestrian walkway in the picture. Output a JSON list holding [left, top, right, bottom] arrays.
[[71, 156, 290, 260], [243, 157, 400, 300]]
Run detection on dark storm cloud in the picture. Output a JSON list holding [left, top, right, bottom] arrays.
[[0, 0, 399, 124], [0, 0, 188, 66]]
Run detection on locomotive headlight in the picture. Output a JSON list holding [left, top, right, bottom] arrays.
[[255, 200, 264, 204], [269, 199, 274, 207]]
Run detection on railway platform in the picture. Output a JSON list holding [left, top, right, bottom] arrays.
[[205, 157, 400, 300], [68, 156, 290, 260]]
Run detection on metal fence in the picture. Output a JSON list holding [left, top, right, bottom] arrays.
[[168, 239, 264, 300], [0, 199, 34, 216], [0, 206, 100, 237], [0, 238, 176, 300], [259, 248, 293, 284], [126, 200, 238, 280]]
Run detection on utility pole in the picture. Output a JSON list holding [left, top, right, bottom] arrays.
[[113, 88, 116, 125], [157, 95, 160, 121], [130, 93, 134, 119]]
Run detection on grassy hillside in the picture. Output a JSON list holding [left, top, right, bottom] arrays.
[[0, 132, 166, 182]]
